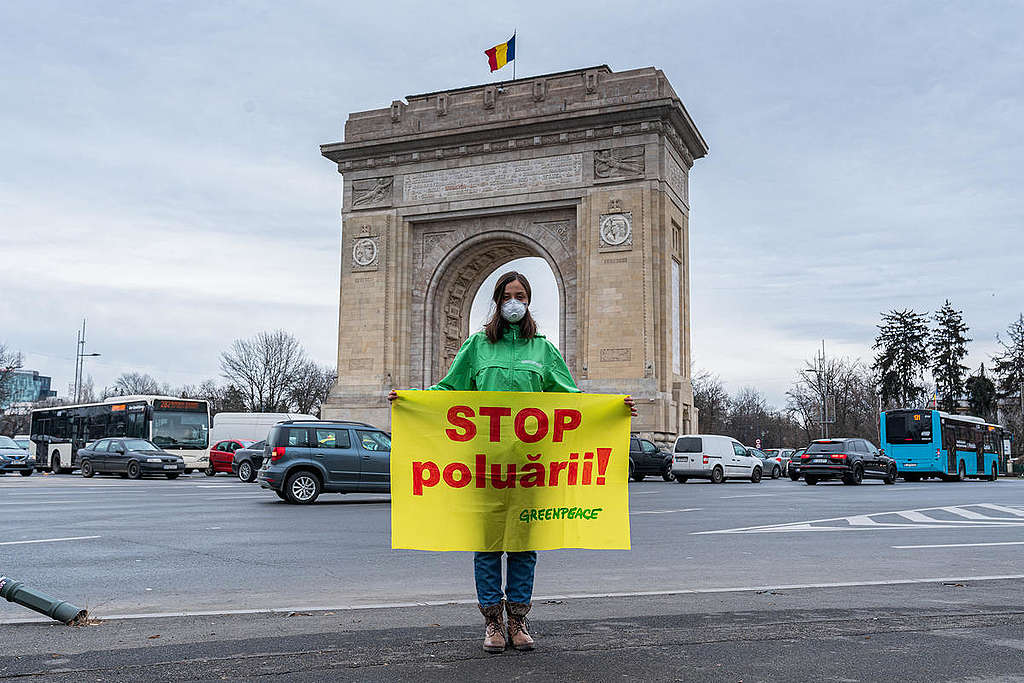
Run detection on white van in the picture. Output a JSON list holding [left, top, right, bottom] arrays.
[[671, 434, 763, 484], [209, 412, 317, 445]]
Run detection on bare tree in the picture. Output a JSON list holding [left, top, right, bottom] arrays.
[[787, 356, 879, 442], [692, 369, 729, 434], [220, 330, 308, 412], [288, 363, 337, 417], [0, 342, 24, 410], [111, 372, 163, 396], [179, 379, 247, 418]]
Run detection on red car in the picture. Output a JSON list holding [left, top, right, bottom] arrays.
[[207, 439, 256, 476]]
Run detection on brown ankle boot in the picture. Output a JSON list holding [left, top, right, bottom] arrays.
[[479, 601, 506, 653], [505, 601, 535, 650]]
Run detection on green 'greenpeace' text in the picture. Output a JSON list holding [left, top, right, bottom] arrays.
[[519, 507, 603, 523]]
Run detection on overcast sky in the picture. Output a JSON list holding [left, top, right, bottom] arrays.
[[2, 1, 1021, 408]]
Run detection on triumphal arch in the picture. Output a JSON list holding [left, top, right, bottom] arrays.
[[320, 65, 707, 441]]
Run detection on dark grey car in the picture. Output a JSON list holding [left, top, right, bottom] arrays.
[[78, 438, 185, 479], [0, 436, 34, 476], [258, 420, 391, 504], [232, 440, 266, 482]]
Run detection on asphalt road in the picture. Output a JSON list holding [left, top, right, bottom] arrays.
[[2, 471, 1023, 621]]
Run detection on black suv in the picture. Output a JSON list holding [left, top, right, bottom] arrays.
[[258, 420, 391, 504], [799, 438, 897, 485], [629, 435, 673, 481]]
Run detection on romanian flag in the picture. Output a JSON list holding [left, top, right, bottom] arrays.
[[485, 34, 516, 72]]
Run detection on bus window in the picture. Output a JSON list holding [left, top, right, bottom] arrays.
[[885, 411, 932, 444]]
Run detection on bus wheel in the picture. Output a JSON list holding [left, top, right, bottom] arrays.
[[990, 462, 998, 482], [955, 461, 966, 482], [50, 453, 60, 473]]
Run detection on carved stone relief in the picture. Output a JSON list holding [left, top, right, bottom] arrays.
[[595, 145, 645, 179], [351, 236, 380, 271], [351, 177, 393, 208], [599, 212, 633, 249]]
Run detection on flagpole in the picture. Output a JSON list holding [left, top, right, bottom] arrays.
[[513, 30, 516, 80]]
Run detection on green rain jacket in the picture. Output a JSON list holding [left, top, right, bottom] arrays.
[[429, 325, 581, 393]]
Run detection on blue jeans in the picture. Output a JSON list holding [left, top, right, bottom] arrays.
[[474, 551, 537, 606]]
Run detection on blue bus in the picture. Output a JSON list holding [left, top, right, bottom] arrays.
[[880, 409, 1011, 482]]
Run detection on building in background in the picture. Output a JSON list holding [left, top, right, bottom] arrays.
[[1, 370, 57, 409]]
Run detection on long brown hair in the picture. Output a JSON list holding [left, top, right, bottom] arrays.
[[483, 271, 537, 343]]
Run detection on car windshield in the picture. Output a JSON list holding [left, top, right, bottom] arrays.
[[152, 410, 210, 449], [123, 439, 160, 452], [806, 441, 848, 454], [0, 436, 18, 448]]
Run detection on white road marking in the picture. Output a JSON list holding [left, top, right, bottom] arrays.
[[696, 503, 1024, 535], [0, 535, 101, 546], [719, 493, 776, 499], [631, 508, 702, 515], [0, 500, 77, 506], [893, 541, 1024, 549], [977, 503, 1024, 517], [8, 573, 1023, 624]]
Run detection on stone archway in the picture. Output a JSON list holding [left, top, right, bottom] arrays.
[[413, 209, 577, 387], [321, 65, 708, 439]]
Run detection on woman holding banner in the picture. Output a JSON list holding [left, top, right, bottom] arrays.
[[389, 270, 637, 653]]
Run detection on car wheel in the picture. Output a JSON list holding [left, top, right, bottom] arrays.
[[127, 461, 142, 480], [19, 469, 33, 477], [662, 468, 674, 481], [771, 465, 781, 479], [805, 475, 818, 485], [843, 464, 864, 485], [285, 471, 321, 504], [81, 460, 95, 478], [750, 467, 762, 483], [165, 473, 179, 480], [883, 465, 897, 485], [990, 462, 998, 482], [710, 466, 724, 484], [204, 465, 216, 477], [238, 461, 255, 483], [789, 471, 800, 481]]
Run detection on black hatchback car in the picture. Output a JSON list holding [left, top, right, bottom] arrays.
[[232, 440, 266, 483], [78, 438, 185, 479], [799, 438, 897, 485], [629, 435, 673, 481], [0, 436, 34, 476]]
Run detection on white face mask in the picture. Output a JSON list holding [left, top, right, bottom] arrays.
[[500, 299, 527, 323]]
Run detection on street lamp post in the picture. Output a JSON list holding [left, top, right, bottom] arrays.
[[72, 319, 101, 404]]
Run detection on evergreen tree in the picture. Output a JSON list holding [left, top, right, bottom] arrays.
[[929, 300, 971, 412], [965, 364, 997, 421], [872, 308, 930, 409], [992, 314, 1024, 413]]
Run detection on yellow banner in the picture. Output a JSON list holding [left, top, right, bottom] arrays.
[[391, 391, 631, 552]]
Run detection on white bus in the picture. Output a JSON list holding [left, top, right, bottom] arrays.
[[30, 395, 211, 474]]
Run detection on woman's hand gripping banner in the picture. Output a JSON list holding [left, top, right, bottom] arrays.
[[391, 391, 631, 551]]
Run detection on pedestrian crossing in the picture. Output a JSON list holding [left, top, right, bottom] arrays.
[[695, 503, 1024, 535]]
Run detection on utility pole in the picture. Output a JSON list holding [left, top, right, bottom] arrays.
[[73, 319, 100, 404]]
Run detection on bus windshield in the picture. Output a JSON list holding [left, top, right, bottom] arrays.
[[885, 411, 932, 444], [152, 410, 209, 449]]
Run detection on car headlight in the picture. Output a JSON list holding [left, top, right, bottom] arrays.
[[146, 458, 162, 463]]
